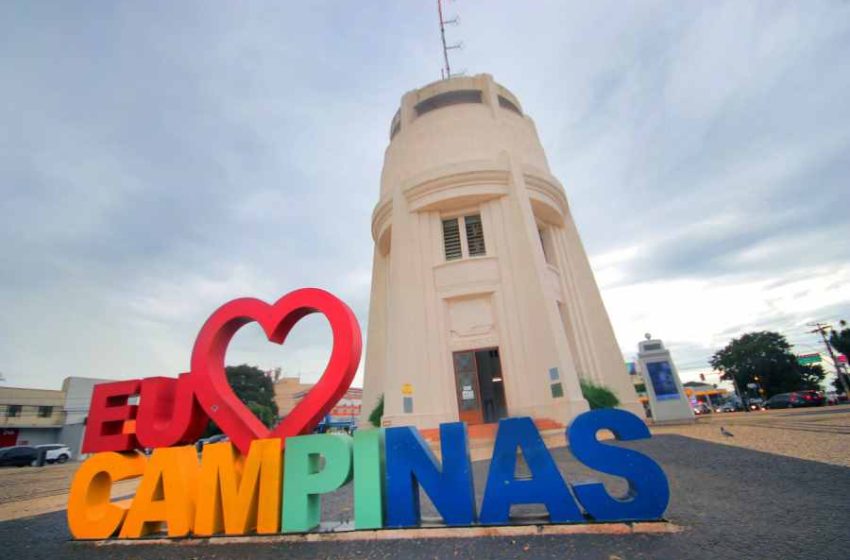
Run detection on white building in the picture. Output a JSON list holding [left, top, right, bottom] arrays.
[[360, 74, 641, 430]]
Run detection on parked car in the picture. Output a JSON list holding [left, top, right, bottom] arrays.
[[746, 397, 765, 411], [36, 444, 72, 464], [692, 403, 712, 415], [764, 391, 825, 409], [0, 446, 38, 467], [795, 390, 825, 406], [764, 393, 791, 409], [716, 401, 743, 413]]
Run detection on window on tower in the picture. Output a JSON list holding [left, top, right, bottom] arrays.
[[415, 90, 483, 117], [442, 213, 486, 261], [465, 215, 486, 256], [498, 95, 522, 115], [442, 218, 462, 260]]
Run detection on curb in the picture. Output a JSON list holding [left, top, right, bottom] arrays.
[[82, 521, 684, 546]]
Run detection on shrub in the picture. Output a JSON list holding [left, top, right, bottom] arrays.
[[580, 380, 620, 409], [368, 394, 384, 427]]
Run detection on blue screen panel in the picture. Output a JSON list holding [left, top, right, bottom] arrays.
[[646, 361, 679, 400]]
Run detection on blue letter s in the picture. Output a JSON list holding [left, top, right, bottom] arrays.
[[567, 409, 669, 521]]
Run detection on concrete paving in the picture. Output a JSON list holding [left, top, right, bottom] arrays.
[[1, 432, 848, 559], [652, 405, 850, 467]]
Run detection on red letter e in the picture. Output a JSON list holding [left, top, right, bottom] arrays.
[[82, 380, 141, 453]]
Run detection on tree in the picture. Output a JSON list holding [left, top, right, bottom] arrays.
[[204, 364, 279, 437], [710, 331, 825, 400], [828, 320, 850, 395], [368, 394, 384, 428], [829, 320, 850, 359], [798, 364, 826, 391]]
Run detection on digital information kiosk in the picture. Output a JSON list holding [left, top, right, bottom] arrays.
[[636, 335, 694, 423]]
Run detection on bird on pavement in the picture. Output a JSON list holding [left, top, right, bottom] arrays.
[[720, 426, 734, 438]]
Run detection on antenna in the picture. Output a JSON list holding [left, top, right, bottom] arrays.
[[437, 0, 462, 79]]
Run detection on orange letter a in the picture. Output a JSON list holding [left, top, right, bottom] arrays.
[[119, 445, 199, 538]]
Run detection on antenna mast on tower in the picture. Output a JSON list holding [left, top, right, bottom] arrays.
[[437, 0, 461, 79]]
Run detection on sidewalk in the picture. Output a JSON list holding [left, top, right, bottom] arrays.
[[650, 405, 850, 467]]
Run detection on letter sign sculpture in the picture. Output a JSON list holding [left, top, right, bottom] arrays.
[[68, 287, 670, 540]]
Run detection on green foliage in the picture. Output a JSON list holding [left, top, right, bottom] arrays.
[[204, 364, 279, 437], [248, 402, 277, 428], [798, 364, 827, 391], [368, 394, 384, 428], [709, 331, 825, 398], [580, 380, 620, 409], [828, 320, 850, 395], [829, 320, 850, 359], [828, 321, 850, 395]]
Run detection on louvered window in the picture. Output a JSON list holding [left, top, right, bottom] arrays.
[[442, 213, 486, 261], [465, 214, 486, 256], [442, 218, 462, 260]]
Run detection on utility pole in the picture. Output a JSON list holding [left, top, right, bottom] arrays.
[[809, 322, 850, 396], [730, 375, 751, 413]]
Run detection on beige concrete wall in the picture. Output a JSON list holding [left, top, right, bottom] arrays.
[[273, 377, 313, 417], [361, 74, 641, 429], [0, 387, 65, 428]]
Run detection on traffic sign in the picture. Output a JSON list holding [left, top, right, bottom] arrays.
[[797, 353, 821, 365]]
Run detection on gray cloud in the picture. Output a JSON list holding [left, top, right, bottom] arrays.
[[1, 1, 849, 389]]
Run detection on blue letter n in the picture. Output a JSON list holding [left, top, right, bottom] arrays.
[[385, 422, 476, 527]]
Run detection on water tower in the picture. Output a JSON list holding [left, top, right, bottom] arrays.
[[360, 74, 642, 429]]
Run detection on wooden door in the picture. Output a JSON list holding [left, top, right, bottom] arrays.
[[453, 350, 484, 425]]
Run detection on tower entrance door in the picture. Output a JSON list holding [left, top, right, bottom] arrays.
[[452, 347, 507, 425]]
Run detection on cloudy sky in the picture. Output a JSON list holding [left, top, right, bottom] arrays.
[[2, 1, 848, 392]]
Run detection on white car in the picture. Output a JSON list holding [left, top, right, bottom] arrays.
[[36, 444, 72, 463]]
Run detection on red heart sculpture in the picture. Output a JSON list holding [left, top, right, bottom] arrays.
[[188, 288, 361, 454]]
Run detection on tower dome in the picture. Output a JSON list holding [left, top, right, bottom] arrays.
[[361, 74, 642, 430]]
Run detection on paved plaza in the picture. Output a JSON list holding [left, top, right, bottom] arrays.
[[1, 406, 848, 559]]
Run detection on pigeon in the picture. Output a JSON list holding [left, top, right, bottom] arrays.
[[720, 426, 734, 438]]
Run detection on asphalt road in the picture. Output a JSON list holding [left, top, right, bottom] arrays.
[[1, 434, 848, 560]]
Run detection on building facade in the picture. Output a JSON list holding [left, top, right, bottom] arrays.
[[275, 377, 362, 424], [273, 375, 314, 418], [0, 377, 114, 457], [0, 386, 66, 447], [361, 74, 642, 430]]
